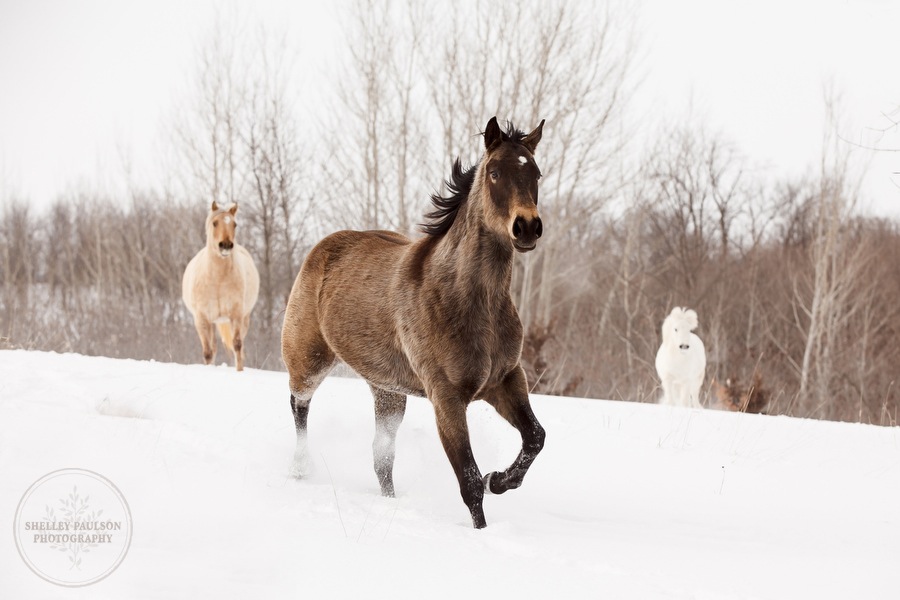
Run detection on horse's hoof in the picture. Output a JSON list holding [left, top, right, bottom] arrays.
[[470, 504, 487, 529], [289, 456, 312, 479], [483, 472, 501, 494]]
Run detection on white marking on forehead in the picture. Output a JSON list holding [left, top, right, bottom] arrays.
[[224, 215, 232, 224], [518, 156, 527, 164]]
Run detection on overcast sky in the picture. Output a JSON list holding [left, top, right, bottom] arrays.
[[1, 0, 899, 217]]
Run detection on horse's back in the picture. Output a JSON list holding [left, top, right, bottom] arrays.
[[283, 229, 417, 390], [298, 228, 409, 278], [233, 244, 260, 312], [313, 229, 410, 259], [689, 332, 706, 377], [287, 229, 411, 318]]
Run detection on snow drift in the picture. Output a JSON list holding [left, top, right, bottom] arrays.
[[1, 350, 897, 599]]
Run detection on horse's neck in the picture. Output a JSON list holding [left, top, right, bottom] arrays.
[[203, 243, 235, 275], [438, 197, 513, 299]]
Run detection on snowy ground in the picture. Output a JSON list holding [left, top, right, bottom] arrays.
[[1, 350, 898, 599]]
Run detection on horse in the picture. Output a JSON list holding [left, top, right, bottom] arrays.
[[182, 201, 260, 372], [712, 373, 768, 413], [655, 307, 707, 408], [282, 117, 546, 529]]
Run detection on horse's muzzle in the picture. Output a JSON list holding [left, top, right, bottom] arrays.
[[512, 216, 542, 252], [679, 344, 690, 350], [218, 240, 234, 257]]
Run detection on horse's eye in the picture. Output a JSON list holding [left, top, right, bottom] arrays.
[[213, 220, 218, 227], [490, 170, 500, 182]]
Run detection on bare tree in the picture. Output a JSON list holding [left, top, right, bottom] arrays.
[[794, 95, 867, 414], [172, 8, 249, 208], [0, 200, 37, 333], [422, 1, 641, 330], [323, 0, 431, 235], [169, 12, 313, 352], [242, 28, 312, 331]]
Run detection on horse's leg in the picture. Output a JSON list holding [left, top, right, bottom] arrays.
[[660, 377, 672, 405], [193, 314, 215, 365], [481, 365, 546, 496], [242, 313, 251, 364], [694, 372, 705, 408], [230, 313, 251, 372], [231, 317, 244, 372], [369, 385, 406, 497], [676, 382, 690, 407], [284, 337, 335, 479], [690, 381, 703, 409], [431, 393, 486, 528]]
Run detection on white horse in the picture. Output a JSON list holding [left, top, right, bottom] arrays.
[[655, 307, 706, 408], [182, 202, 260, 371]]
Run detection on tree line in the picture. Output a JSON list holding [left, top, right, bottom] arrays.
[[1, 0, 897, 424]]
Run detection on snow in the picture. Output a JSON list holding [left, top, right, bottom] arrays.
[[1, 350, 898, 599]]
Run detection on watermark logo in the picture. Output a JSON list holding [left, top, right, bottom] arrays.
[[13, 469, 132, 587]]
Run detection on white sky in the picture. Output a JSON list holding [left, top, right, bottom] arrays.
[[1, 0, 899, 217], [639, 0, 900, 217]]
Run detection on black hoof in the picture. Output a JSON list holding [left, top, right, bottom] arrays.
[[483, 472, 497, 494], [483, 470, 526, 495], [483, 471, 509, 495]]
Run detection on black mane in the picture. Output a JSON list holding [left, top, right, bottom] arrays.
[[421, 158, 477, 236], [500, 120, 528, 145], [421, 122, 526, 237]]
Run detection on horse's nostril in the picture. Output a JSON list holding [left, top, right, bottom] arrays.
[[219, 241, 233, 250], [535, 217, 543, 238], [512, 217, 525, 239], [679, 344, 689, 350]]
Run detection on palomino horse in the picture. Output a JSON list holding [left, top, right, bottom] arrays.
[[282, 117, 546, 528], [182, 202, 260, 371]]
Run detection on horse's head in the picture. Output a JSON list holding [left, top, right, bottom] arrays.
[[662, 307, 699, 350], [480, 117, 545, 253], [206, 201, 239, 258]]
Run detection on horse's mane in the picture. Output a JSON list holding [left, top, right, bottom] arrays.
[[500, 121, 528, 145], [421, 158, 477, 236], [421, 122, 527, 237], [662, 307, 699, 342]]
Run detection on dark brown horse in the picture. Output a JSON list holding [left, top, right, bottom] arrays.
[[281, 117, 546, 528]]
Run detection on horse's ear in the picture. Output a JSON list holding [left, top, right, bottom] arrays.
[[211, 201, 219, 212], [228, 203, 238, 216], [484, 117, 503, 151], [522, 119, 545, 154], [685, 309, 699, 330]]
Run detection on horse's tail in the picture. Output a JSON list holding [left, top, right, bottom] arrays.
[[217, 322, 234, 352]]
